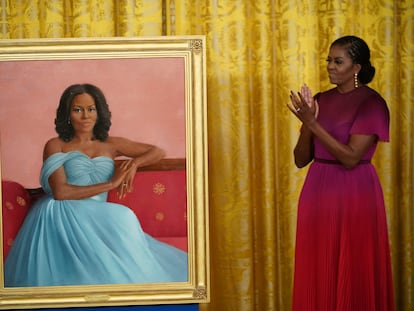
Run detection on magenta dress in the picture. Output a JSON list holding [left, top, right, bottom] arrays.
[[292, 86, 394, 311]]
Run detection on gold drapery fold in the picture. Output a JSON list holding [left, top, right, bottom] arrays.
[[0, 0, 164, 38], [1, 1, 413, 310]]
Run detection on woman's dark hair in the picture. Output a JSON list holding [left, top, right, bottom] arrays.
[[55, 83, 111, 142], [331, 35, 376, 84]]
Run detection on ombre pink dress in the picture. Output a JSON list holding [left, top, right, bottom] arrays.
[[292, 86, 394, 311]]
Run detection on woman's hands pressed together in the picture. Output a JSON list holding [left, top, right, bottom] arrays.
[[288, 84, 319, 126]]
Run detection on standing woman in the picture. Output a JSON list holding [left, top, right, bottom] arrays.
[[288, 36, 394, 310]]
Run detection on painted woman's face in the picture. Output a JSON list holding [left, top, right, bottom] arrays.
[[326, 44, 361, 92], [70, 93, 98, 134]]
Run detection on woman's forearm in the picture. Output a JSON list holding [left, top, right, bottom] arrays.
[[131, 146, 165, 168], [294, 127, 314, 168], [306, 121, 371, 168]]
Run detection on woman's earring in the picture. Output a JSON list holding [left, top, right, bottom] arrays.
[[354, 73, 359, 88], [68, 119, 71, 125]]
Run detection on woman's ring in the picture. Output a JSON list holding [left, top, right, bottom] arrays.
[[123, 182, 127, 186], [296, 107, 301, 112]]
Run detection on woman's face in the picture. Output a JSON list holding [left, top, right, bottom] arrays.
[[326, 44, 361, 93], [70, 93, 98, 135]]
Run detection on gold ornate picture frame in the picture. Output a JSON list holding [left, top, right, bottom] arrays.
[[0, 36, 209, 309]]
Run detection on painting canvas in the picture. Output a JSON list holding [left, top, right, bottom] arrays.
[[0, 36, 209, 309]]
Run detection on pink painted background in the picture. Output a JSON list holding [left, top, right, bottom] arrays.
[[0, 57, 186, 188]]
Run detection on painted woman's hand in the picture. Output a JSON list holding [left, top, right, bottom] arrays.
[[111, 160, 132, 199], [114, 159, 138, 199], [123, 159, 138, 195]]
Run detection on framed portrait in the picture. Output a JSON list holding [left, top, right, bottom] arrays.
[[0, 36, 209, 309]]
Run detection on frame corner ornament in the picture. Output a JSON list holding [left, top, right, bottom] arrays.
[[193, 286, 207, 299], [190, 39, 203, 53]]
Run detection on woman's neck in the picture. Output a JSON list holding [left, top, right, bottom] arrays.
[[72, 133, 95, 143]]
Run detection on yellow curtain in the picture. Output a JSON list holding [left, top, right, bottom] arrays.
[[0, 0, 164, 37], [170, 1, 414, 310], [1, 1, 413, 310]]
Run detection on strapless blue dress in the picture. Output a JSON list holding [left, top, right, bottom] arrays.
[[4, 151, 188, 287]]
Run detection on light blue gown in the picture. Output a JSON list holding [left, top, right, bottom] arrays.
[[4, 151, 188, 287]]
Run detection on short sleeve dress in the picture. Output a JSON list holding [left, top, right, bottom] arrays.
[[292, 86, 394, 311]]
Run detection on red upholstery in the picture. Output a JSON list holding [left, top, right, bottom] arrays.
[[107, 170, 188, 251], [2, 180, 31, 260], [2, 168, 188, 261]]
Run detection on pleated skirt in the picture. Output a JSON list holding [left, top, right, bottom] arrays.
[[292, 162, 394, 311]]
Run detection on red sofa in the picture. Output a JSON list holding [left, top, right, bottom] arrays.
[[2, 159, 188, 261]]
